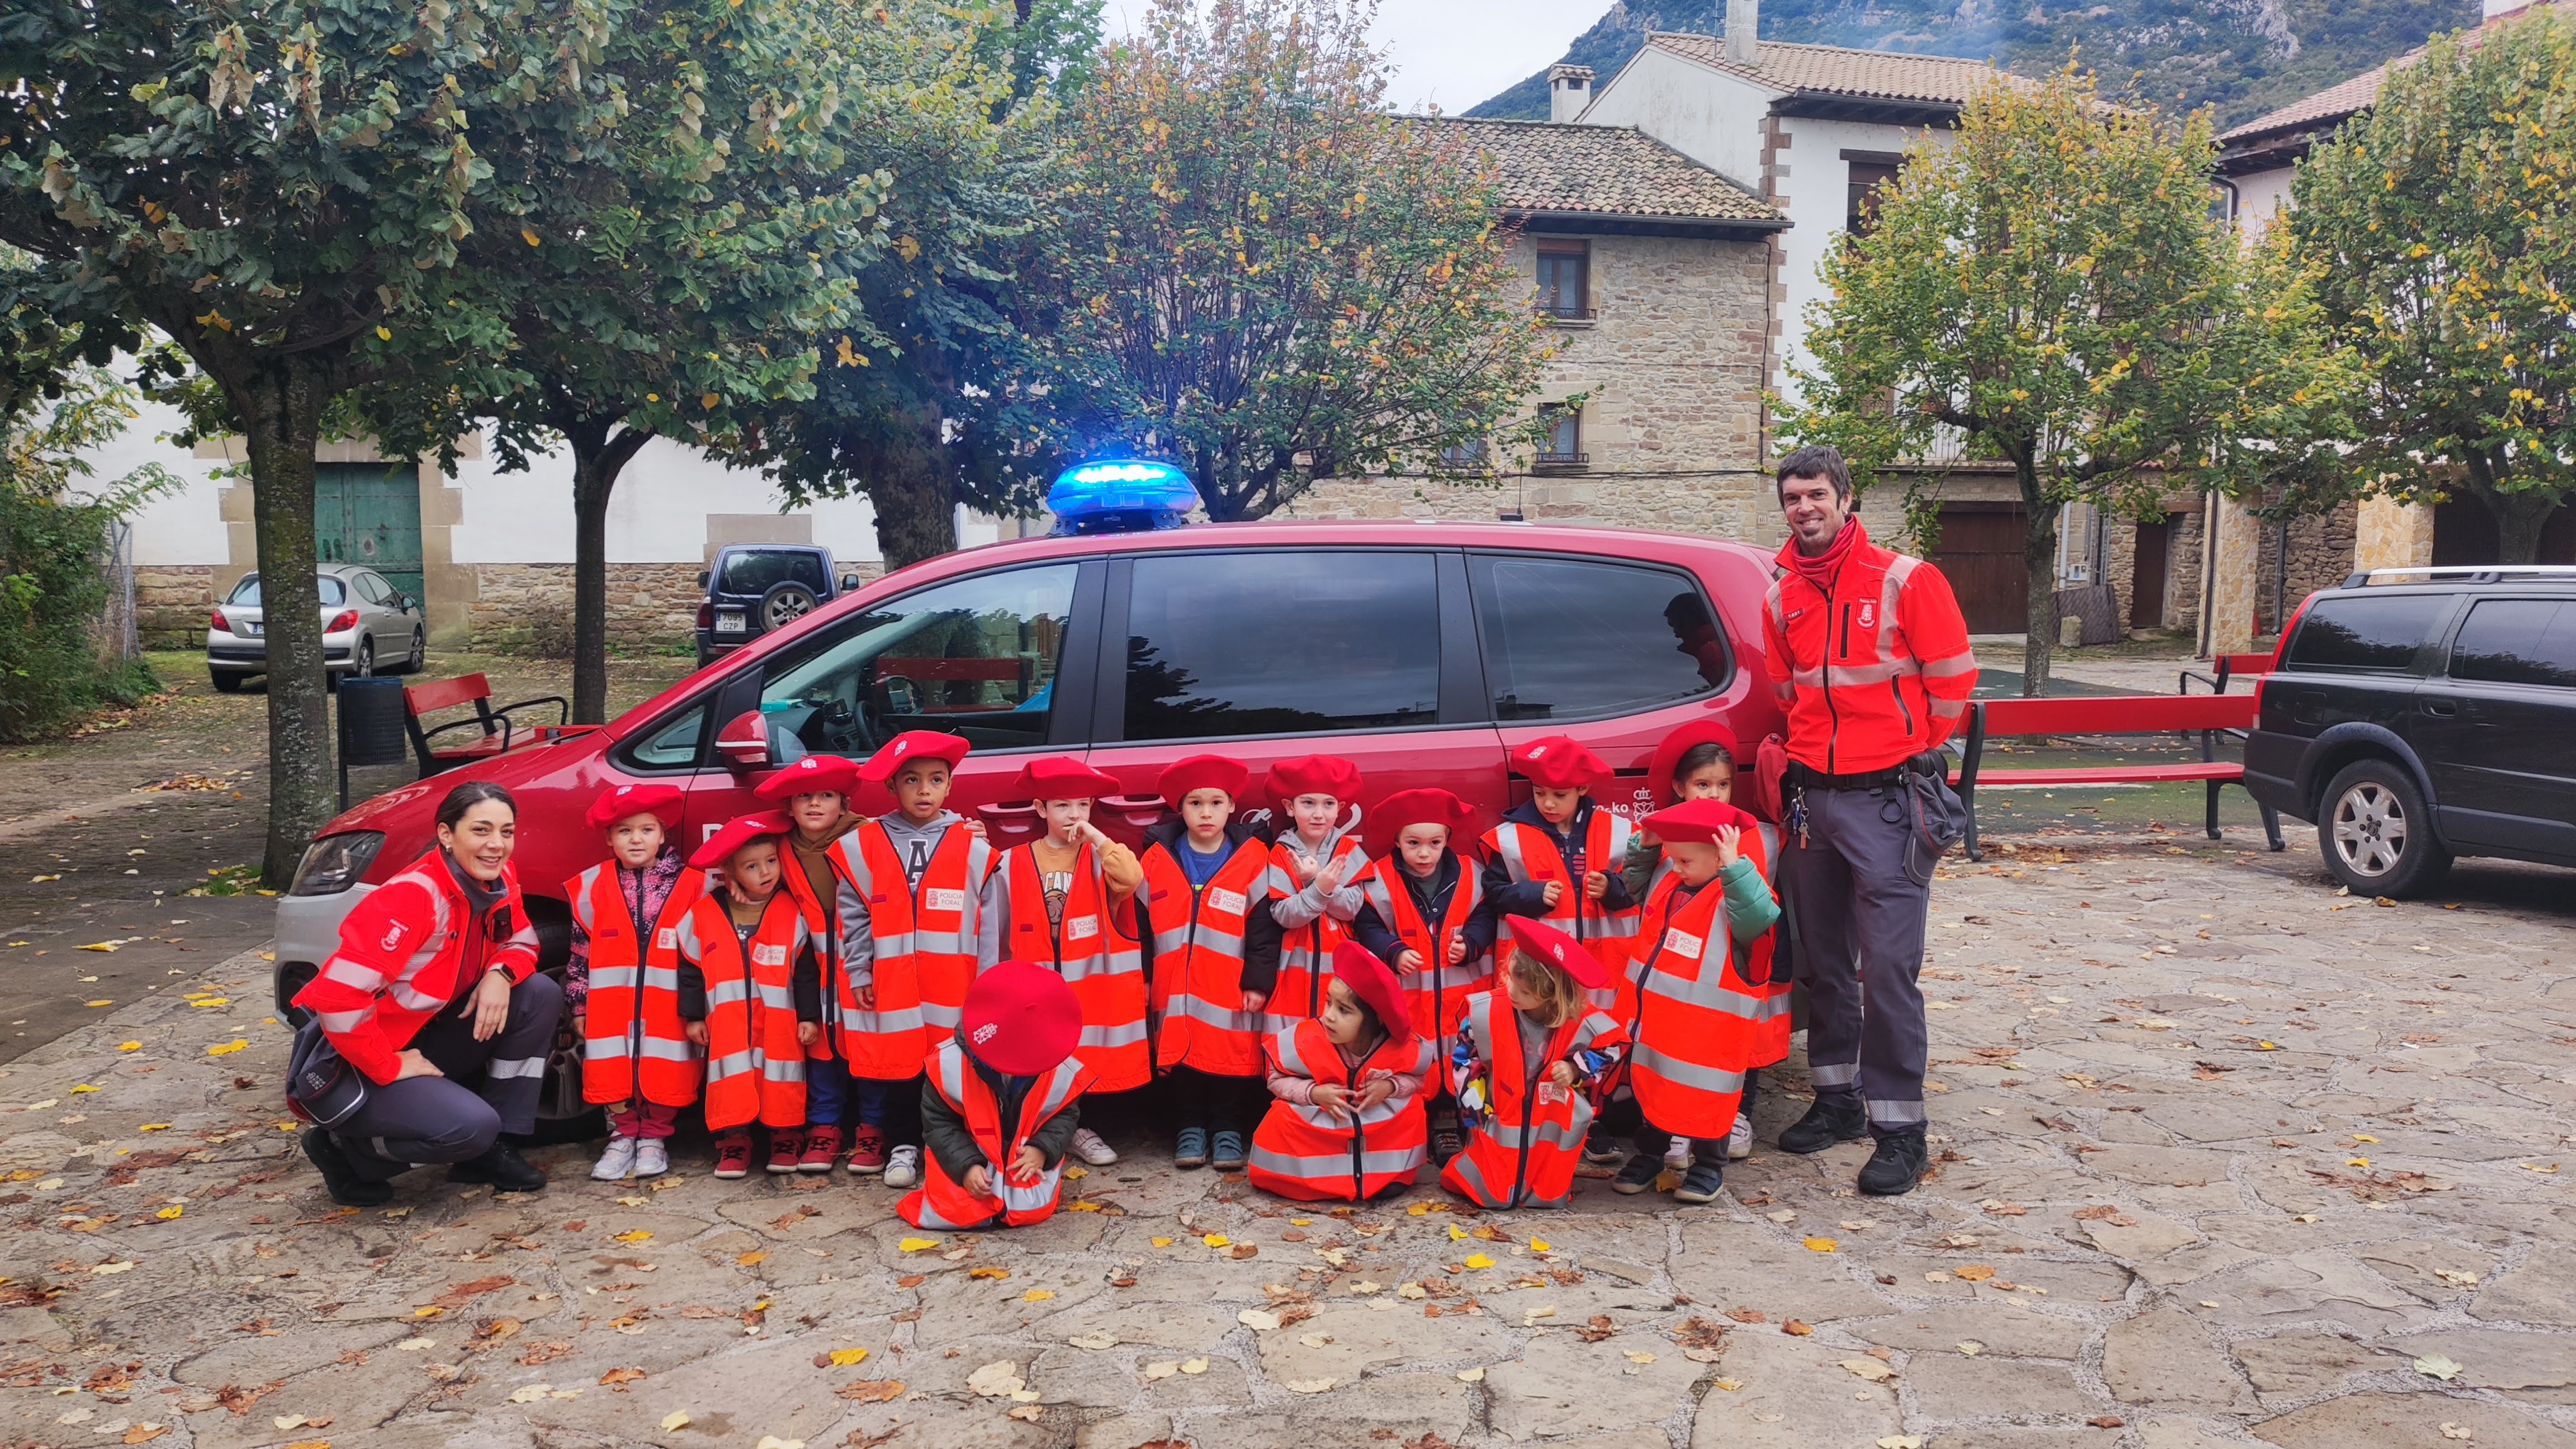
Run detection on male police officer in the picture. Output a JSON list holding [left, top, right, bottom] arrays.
[[1763, 446, 1977, 1195]]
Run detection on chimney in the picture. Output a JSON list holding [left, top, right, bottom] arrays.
[[1549, 64, 1594, 123], [1726, 0, 1759, 65]]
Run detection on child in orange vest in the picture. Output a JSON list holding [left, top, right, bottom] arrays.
[[1439, 918, 1629, 1209], [1250, 941, 1434, 1202], [673, 813, 826, 1180], [754, 754, 863, 1175], [566, 783, 700, 1182], [1136, 754, 1282, 1172], [830, 731, 991, 1192], [1263, 755, 1368, 1033], [902, 960, 1093, 1231], [1349, 788, 1498, 1166], [977, 755, 1143, 1167], [1610, 796, 1779, 1205]]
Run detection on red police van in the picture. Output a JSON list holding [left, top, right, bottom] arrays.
[[272, 517, 1786, 1076]]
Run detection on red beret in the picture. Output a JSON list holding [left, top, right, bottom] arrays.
[[754, 753, 859, 802], [860, 731, 970, 783], [586, 782, 683, 831], [1505, 916, 1612, 991], [1329, 940, 1413, 1053], [960, 961, 1084, 1077], [1648, 722, 1739, 806], [1158, 754, 1249, 808], [1510, 735, 1611, 790], [1641, 798, 1758, 845], [1266, 754, 1362, 807], [1013, 755, 1123, 802], [1363, 787, 1479, 859], [689, 811, 792, 869]]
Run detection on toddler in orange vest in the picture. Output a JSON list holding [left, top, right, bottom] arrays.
[[977, 756, 1142, 1167], [1136, 754, 1282, 1172], [1263, 755, 1370, 1034], [902, 960, 1093, 1230], [1439, 918, 1629, 1209], [1250, 941, 1434, 1202], [755, 754, 865, 1175], [566, 783, 700, 1182], [1349, 787, 1498, 1165], [672, 813, 826, 1180]]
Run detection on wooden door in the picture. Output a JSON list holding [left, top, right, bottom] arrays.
[[2130, 518, 2170, 629], [316, 463, 425, 602], [1929, 505, 2028, 633]]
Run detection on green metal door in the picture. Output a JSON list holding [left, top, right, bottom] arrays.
[[315, 463, 425, 602]]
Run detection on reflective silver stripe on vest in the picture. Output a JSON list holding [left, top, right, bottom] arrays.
[[589, 965, 639, 991], [921, 1002, 963, 1030], [587, 1035, 634, 1060], [1630, 1041, 1744, 1094], [1078, 1019, 1150, 1049], [640, 1036, 697, 1062], [708, 978, 752, 1010], [707, 1049, 756, 1081], [570, 865, 603, 932], [846, 1006, 928, 1034], [1251, 1144, 1423, 1178], [314, 1008, 369, 1033], [1641, 967, 1765, 1020], [1161, 995, 1262, 1035], [1877, 554, 1916, 664], [761, 1054, 806, 1083], [995, 1164, 1063, 1214]]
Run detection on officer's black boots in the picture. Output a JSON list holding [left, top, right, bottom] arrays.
[[1777, 1093, 1868, 1154], [449, 1140, 548, 1194], [1858, 1128, 1930, 1196], [302, 1129, 394, 1207]]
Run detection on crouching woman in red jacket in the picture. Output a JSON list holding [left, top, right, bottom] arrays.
[[293, 782, 561, 1205]]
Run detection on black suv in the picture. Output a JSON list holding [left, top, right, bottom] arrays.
[[695, 544, 862, 667], [2246, 566, 2576, 896]]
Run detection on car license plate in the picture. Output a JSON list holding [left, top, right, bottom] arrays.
[[716, 610, 746, 634], [243, 620, 263, 636]]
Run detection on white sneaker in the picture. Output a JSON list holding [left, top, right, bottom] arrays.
[[591, 1137, 639, 1181], [1728, 1114, 1754, 1161], [1664, 1139, 1690, 1169], [1069, 1128, 1120, 1166], [883, 1144, 921, 1189], [633, 1139, 669, 1177]]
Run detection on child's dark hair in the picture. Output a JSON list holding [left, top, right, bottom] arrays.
[[437, 780, 516, 830], [1670, 741, 1735, 799], [1330, 976, 1386, 1041]]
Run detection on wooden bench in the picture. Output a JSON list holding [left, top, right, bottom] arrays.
[[402, 673, 572, 777], [1949, 692, 2284, 861]]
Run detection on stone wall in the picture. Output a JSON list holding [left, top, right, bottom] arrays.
[[2256, 500, 2359, 636], [135, 565, 218, 650], [2166, 508, 2205, 634], [465, 563, 713, 655]]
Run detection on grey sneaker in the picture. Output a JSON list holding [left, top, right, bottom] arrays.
[[590, 1136, 639, 1182], [1727, 1114, 1754, 1161], [1673, 1159, 1726, 1204], [633, 1138, 670, 1177], [883, 1144, 921, 1189]]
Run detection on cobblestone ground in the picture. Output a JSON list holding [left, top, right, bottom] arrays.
[[3, 828, 2570, 1449]]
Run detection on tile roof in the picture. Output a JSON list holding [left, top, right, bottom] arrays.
[[2218, 64, 2393, 145], [1428, 117, 1785, 226], [1641, 31, 2024, 107]]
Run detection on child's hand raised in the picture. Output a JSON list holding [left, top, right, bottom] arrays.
[[1313, 854, 1346, 895], [1540, 879, 1565, 908], [1715, 823, 1741, 868]]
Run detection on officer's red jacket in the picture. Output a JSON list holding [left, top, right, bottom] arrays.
[[294, 849, 543, 1084], [1761, 523, 1977, 774]]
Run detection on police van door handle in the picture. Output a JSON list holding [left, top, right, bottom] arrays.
[[2419, 698, 2457, 718]]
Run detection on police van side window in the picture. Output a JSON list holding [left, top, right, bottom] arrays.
[[1120, 550, 1441, 741], [1469, 553, 1726, 721], [2288, 594, 2449, 673]]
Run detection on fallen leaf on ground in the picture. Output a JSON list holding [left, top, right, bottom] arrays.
[[967, 1267, 1010, 1281], [1068, 1332, 1119, 1350], [1456, 1367, 1484, 1382], [507, 1384, 552, 1404], [827, 1347, 869, 1366], [896, 1237, 939, 1252], [2415, 1353, 2463, 1381], [1238, 1308, 1282, 1330], [967, 1362, 1025, 1397], [1021, 1289, 1055, 1303], [599, 1367, 645, 1385], [837, 1380, 905, 1404], [2087, 1418, 2124, 1429], [1006, 1405, 1043, 1422], [1954, 1265, 1996, 1282], [1840, 1358, 1895, 1382], [1180, 1357, 1209, 1374], [1285, 1377, 1336, 1394], [660, 1411, 691, 1431], [1462, 1253, 1494, 1270], [2441, 1423, 2475, 1440], [1803, 1237, 1838, 1253], [737, 1251, 769, 1266], [1622, 1350, 1658, 1365], [1144, 1362, 1178, 1380], [1876, 1437, 1924, 1449], [1957, 1341, 1983, 1356]]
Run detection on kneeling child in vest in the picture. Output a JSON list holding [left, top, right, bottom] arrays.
[[903, 960, 1093, 1230], [673, 813, 825, 1180], [1138, 754, 1282, 1172], [1250, 941, 1434, 1202], [567, 783, 702, 1182], [1439, 918, 1630, 1209]]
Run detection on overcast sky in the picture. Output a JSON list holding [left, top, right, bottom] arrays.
[[1098, 0, 1598, 114]]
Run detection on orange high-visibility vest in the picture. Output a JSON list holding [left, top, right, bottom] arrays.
[[1355, 856, 1490, 1054], [989, 844, 1149, 1092], [1439, 991, 1627, 1209], [1740, 823, 1790, 1069], [1141, 836, 1275, 1078], [1622, 866, 1764, 1142], [1263, 833, 1370, 1033], [673, 892, 810, 1131], [1247, 1020, 1434, 1202], [1485, 809, 1641, 1014], [826, 821, 992, 1079], [899, 1039, 1093, 1230], [565, 859, 707, 1108]]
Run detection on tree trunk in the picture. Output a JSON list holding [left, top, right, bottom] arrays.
[[2473, 482, 2564, 566], [2018, 457, 2056, 698], [234, 359, 332, 886], [869, 425, 958, 571], [564, 420, 652, 725]]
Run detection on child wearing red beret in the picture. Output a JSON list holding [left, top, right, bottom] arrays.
[[977, 755, 1143, 1167], [671, 813, 827, 1179], [1263, 755, 1369, 1034], [903, 961, 1094, 1230], [1135, 754, 1282, 1171], [565, 784, 701, 1181], [1249, 941, 1434, 1202], [751, 755, 865, 1173], [1440, 918, 1630, 1209], [1349, 787, 1498, 1166]]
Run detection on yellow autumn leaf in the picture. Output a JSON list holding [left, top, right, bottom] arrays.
[[156, 1205, 183, 1220], [827, 1347, 869, 1366], [1804, 1237, 1840, 1253], [2347, 1158, 2371, 1169], [523, 229, 542, 247], [1201, 1234, 1229, 1248], [613, 1230, 654, 1243], [188, 997, 229, 1007], [1462, 1253, 1495, 1270], [896, 1237, 940, 1252], [139, 1123, 171, 1132], [1151, 1237, 1174, 1248], [1527, 1238, 1551, 1252], [86, 1000, 115, 1007], [1447, 1224, 1467, 1241], [737, 1251, 769, 1267], [71, 1085, 99, 1093], [207, 1040, 249, 1056], [1021, 1289, 1055, 1303], [376, 326, 392, 341], [118, 1041, 142, 1052], [700, 392, 720, 410]]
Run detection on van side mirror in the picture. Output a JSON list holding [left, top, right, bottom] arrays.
[[714, 709, 771, 770], [839, 574, 860, 593]]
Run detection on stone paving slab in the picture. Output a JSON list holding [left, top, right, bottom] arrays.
[[2, 834, 2572, 1449]]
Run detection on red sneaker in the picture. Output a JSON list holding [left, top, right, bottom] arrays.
[[766, 1128, 805, 1175], [798, 1124, 845, 1174], [712, 1133, 755, 1180], [846, 1125, 890, 1176]]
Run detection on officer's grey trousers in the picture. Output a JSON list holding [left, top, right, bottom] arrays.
[[1782, 784, 1933, 1133], [332, 973, 561, 1180]]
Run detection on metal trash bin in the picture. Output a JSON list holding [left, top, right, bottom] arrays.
[[337, 676, 410, 809]]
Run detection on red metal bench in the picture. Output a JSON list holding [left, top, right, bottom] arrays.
[[402, 673, 573, 777], [1950, 693, 2285, 860], [2180, 652, 2275, 695]]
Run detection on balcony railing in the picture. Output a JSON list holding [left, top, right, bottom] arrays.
[[1537, 302, 1596, 324], [1534, 450, 1590, 467]]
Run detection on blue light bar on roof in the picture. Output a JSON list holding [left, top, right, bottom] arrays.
[[1046, 457, 1200, 536]]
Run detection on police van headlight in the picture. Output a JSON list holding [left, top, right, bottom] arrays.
[[289, 832, 385, 896]]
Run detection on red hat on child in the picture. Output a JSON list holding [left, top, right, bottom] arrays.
[[1329, 941, 1414, 1052], [585, 782, 684, 831], [1642, 798, 1758, 844], [1013, 755, 1122, 802], [959, 961, 1084, 1077], [1647, 721, 1737, 806], [1362, 787, 1479, 859], [1158, 754, 1249, 808], [1266, 754, 1362, 807], [860, 731, 970, 783], [754, 752, 860, 802], [1505, 916, 1612, 992], [1510, 735, 1611, 790], [689, 811, 793, 869]]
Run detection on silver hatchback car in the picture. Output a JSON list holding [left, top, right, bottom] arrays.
[[207, 565, 427, 692]]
